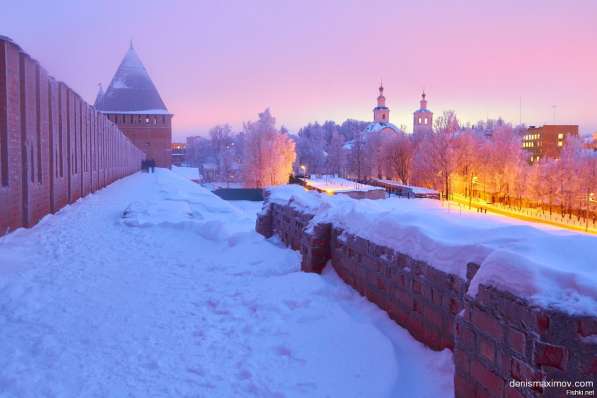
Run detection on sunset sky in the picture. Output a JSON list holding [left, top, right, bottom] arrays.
[[2, 0, 596, 141]]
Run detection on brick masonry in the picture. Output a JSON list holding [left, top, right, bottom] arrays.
[[105, 113, 173, 169], [0, 36, 145, 236], [257, 195, 597, 398]]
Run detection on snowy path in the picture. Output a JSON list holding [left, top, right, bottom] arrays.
[[0, 170, 453, 398]]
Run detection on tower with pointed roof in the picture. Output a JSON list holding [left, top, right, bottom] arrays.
[[413, 91, 433, 135], [95, 42, 172, 168]]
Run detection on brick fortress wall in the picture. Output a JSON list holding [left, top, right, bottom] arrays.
[[0, 36, 145, 236], [105, 113, 172, 169], [256, 196, 597, 398]]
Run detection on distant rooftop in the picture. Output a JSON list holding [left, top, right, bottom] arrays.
[[95, 44, 169, 114], [364, 121, 400, 134]]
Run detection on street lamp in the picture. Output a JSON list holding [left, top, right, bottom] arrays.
[[300, 164, 306, 177], [469, 176, 479, 209]]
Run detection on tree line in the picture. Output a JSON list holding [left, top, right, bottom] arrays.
[[185, 109, 597, 221]]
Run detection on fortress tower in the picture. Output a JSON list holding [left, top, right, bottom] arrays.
[[95, 43, 172, 168]]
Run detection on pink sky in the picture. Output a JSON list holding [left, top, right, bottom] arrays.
[[2, 0, 596, 141]]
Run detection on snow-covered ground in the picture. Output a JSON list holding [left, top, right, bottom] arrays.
[[268, 185, 597, 316], [372, 179, 439, 195], [171, 165, 202, 180], [0, 169, 453, 398], [301, 176, 383, 193]]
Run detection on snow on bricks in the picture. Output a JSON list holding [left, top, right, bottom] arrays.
[[256, 188, 477, 351], [456, 285, 596, 398], [257, 185, 597, 398], [0, 36, 144, 236]]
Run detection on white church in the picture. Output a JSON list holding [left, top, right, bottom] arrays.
[[361, 84, 434, 136]]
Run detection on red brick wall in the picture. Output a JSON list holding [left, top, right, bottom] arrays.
[[0, 36, 145, 237], [257, 199, 597, 398], [0, 39, 23, 234], [49, 79, 68, 213], [19, 51, 52, 227], [106, 113, 173, 169], [455, 285, 596, 398], [81, 102, 90, 197]]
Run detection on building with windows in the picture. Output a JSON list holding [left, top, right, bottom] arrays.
[[521, 125, 579, 162], [95, 43, 172, 168], [413, 91, 433, 135], [171, 143, 186, 166]]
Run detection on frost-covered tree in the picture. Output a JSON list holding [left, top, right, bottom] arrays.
[[484, 126, 523, 202], [412, 111, 460, 197], [326, 130, 346, 176], [296, 123, 327, 175], [242, 109, 296, 188], [387, 132, 414, 184], [208, 124, 234, 180], [339, 119, 369, 143], [347, 129, 367, 180]]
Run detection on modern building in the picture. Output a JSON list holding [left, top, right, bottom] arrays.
[[362, 84, 401, 135], [171, 143, 186, 166], [413, 91, 433, 135], [95, 43, 173, 168], [521, 125, 579, 162]]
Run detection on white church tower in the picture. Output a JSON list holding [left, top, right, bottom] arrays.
[[373, 84, 390, 123], [413, 91, 433, 135]]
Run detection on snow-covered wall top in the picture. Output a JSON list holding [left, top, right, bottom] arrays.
[[301, 176, 384, 193], [266, 185, 597, 316]]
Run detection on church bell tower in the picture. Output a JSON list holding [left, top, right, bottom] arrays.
[[373, 84, 390, 123]]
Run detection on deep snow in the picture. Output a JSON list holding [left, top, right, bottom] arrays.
[[267, 185, 597, 316], [0, 170, 453, 398], [301, 176, 383, 193]]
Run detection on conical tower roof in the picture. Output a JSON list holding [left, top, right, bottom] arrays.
[[95, 44, 169, 114]]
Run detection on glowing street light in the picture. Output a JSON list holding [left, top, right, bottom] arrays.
[[300, 164, 307, 177]]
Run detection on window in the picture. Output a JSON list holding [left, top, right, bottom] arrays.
[[558, 133, 564, 139], [424, 118, 428, 124], [418, 117, 422, 124], [145, 117, 150, 124], [558, 140, 563, 147]]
